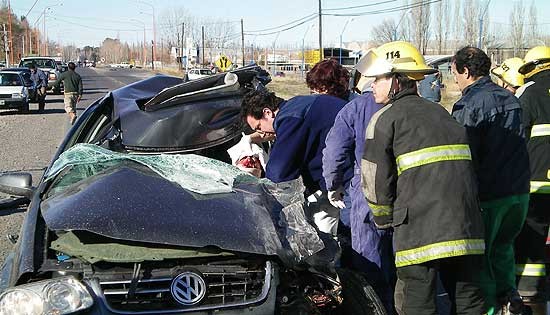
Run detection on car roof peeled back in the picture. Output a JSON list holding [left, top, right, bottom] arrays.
[[106, 66, 271, 152]]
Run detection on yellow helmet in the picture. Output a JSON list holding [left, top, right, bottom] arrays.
[[518, 46, 550, 78], [491, 57, 524, 88], [354, 41, 436, 90]]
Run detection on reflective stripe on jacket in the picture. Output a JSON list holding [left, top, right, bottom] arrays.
[[519, 71, 550, 192], [362, 90, 485, 267]]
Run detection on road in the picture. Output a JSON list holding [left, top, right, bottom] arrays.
[[0, 66, 155, 267]]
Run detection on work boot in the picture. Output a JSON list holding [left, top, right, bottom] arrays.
[[508, 289, 525, 315]]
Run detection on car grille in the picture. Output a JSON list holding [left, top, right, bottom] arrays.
[[92, 260, 272, 313], [0, 94, 12, 98]]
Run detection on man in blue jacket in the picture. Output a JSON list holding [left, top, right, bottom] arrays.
[[451, 46, 530, 314], [241, 89, 353, 235]]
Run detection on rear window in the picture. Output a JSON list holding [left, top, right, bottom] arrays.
[[200, 70, 212, 75], [19, 59, 56, 69]]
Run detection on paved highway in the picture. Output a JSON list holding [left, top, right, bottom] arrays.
[[0, 66, 157, 266]]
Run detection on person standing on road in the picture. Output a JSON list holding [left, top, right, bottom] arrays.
[[54, 62, 83, 125], [514, 46, 550, 315], [28, 63, 48, 112], [240, 89, 352, 236], [451, 46, 530, 315], [360, 41, 486, 315]]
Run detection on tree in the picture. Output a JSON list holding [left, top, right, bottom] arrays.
[[526, 1, 540, 46], [509, 0, 525, 56], [371, 19, 397, 45], [409, 0, 431, 54], [434, 0, 451, 53]]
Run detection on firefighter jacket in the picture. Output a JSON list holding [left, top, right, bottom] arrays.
[[361, 89, 485, 268], [452, 76, 530, 202], [518, 71, 550, 194]]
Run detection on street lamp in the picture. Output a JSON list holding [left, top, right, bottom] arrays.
[[302, 24, 314, 78], [339, 18, 354, 64], [272, 31, 281, 73], [394, 9, 411, 41], [478, 0, 492, 48], [137, 1, 156, 64], [42, 3, 63, 56]]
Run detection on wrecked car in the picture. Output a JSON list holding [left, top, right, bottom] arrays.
[[0, 66, 386, 315]]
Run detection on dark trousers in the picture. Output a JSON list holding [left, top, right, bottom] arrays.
[[394, 255, 485, 315]]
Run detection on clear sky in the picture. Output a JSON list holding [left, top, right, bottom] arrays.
[[12, 0, 550, 49]]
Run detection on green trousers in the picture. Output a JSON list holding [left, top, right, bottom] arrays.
[[479, 194, 529, 315]]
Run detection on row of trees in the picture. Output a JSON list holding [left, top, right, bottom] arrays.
[[371, 0, 547, 55]]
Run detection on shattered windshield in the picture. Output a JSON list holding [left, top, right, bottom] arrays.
[[45, 143, 260, 195], [42, 144, 329, 266]]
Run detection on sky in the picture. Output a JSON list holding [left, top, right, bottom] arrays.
[[12, 0, 550, 49]]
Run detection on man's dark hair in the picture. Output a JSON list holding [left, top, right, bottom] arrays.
[[28, 63, 36, 70], [452, 46, 491, 78], [240, 90, 284, 120], [68, 62, 76, 70]]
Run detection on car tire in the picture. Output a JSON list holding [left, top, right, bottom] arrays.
[[20, 101, 30, 114], [337, 268, 387, 315]]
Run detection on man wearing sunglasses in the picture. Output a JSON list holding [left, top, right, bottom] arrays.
[[515, 45, 550, 315]]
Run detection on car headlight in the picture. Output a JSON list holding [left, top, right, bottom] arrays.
[[48, 73, 57, 81], [11, 93, 23, 99], [0, 277, 93, 315]]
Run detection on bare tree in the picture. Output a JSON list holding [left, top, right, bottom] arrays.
[[526, 1, 540, 46], [434, 0, 451, 54], [409, 0, 431, 54], [452, 0, 462, 49], [371, 19, 397, 45], [509, 0, 525, 56], [462, 0, 478, 46]]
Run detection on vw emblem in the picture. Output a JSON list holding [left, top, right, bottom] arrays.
[[170, 271, 207, 306]]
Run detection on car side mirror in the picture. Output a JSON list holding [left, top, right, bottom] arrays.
[[0, 172, 35, 199]]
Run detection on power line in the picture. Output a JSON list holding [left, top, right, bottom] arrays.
[[244, 15, 318, 36], [23, 0, 40, 19], [324, 0, 398, 11], [323, 0, 442, 17], [246, 13, 316, 33]]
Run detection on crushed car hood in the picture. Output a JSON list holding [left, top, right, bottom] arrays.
[[41, 145, 328, 266]]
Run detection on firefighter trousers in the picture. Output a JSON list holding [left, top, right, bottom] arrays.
[[479, 194, 529, 314]]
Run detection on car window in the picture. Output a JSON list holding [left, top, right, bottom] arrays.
[[200, 70, 212, 75], [0, 73, 22, 86]]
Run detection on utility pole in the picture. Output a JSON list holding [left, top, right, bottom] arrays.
[[7, 0, 13, 65], [180, 22, 184, 70], [241, 19, 245, 67], [151, 40, 154, 70], [3, 24, 8, 66], [318, 0, 323, 61], [201, 26, 205, 66]]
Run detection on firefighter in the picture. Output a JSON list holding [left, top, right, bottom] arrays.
[[451, 46, 530, 315], [515, 45, 550, 315], [359, 41, 486, 315], [491, 57, 525, 95]]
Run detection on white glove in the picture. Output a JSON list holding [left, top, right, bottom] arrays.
[[327, 187, 346, 209]]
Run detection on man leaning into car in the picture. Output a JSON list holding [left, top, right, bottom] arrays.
[[54, 62, 83, 125], [28, 63, 48, 112], [241, 89, 353, 236]]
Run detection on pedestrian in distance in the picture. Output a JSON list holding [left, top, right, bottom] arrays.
[[451, 46, 530, 315], [53, 62, 83, 125], [514, 45, 550, 315], [321, 56, 396, 313], [28, 63, 48, 112], [360, 41, 486, 315], [240, 89, 353, 236]]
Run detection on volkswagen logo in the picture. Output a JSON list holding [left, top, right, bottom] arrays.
[[170, 271, 207, 306]]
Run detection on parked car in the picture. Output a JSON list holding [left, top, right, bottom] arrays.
[[0, 66, 385, 315], [1, 67, 36, 103], [0, 71, 30, 113], [18, 57, 63, 94], [56, 60, 68, 73], [186, 68, 213, 80]]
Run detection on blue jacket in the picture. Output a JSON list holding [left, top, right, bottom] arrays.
[[322, 93, 389, 260], [418, 73, 441, 102], [266, 94, 352, 193], [452, 76, 530, 201], [30, 69, 48, 89]]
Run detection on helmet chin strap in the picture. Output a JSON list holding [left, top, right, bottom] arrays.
[[387, 74, 401, 101]]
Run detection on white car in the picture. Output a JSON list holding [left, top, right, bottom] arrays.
[[0, 71, 29, 113], [186, 68, 213, 80]]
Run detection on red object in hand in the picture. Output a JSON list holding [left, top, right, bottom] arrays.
[[238, 156, 262, 170]]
